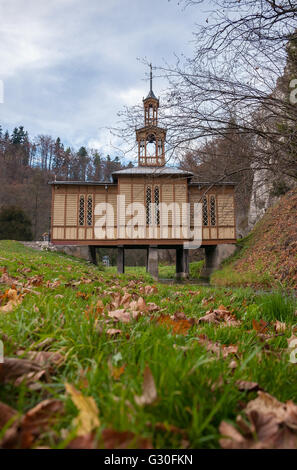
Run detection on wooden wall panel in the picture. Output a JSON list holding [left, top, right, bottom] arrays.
[[218, 194, 234, 226], [53, 194, 65, 226], [53, 227, 64, 239], [218, 227, 235, 239], [65, 227, 76, 239], [78, 227, 85, 240], [66, 194, 77, 226]]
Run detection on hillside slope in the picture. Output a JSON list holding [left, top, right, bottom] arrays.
[[212, 188, 297, 289]]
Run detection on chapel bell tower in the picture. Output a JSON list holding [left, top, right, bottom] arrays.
[[136, 64, 166, 167]]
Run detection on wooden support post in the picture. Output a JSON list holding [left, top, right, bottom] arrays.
[[117, 245, 125, 274], [147, 245, 158, 280], [176, 246, 189, 280], [88, 246, 97, 265], [201, 245, 219, 278]]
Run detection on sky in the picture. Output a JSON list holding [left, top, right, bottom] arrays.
[[0, 0, 209, 163]]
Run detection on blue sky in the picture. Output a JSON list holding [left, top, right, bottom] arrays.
[[0, 0, 208, 162]]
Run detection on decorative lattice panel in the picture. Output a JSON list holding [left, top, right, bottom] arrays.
[[146, 186, 152, 225], [210, 195, 216, 226], [79, 195, 85, 226], [202, 196, 208, 226], [154, 186, 160, 225], [87, 195, 93, 226]]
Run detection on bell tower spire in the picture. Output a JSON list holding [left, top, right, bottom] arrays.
[[136, 64, 166, 167]]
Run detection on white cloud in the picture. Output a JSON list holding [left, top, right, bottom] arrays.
[[0, 0, 203, 156]]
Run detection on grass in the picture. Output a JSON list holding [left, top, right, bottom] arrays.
[[104, 260, 204, 280], [0, 240, 296, 449], [211, 189, 297, 290]]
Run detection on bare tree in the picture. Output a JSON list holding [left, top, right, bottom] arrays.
[[116, 0, 297, 186]]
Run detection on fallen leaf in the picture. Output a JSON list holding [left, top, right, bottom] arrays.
[[0, 401, 18, 428], [252, 319, 269, 333], [275, 321, 286, 333], [66, 433, 97, 449], [236, 380, 260, 392], [0, 357, 47, 387], [198, 307, 241, 327], [101, 428, 152, 449], [108, 310, 132, 323], [157, 314, 193, 336], [134, 365, 157, 406], [1, 399, 64, 449], [65, 383, 100, 436], [111, 365, 126, 380], [219, 391, 297, 449], [0, 288, 23, 313], [106, 328, 122, 337], [196, 335, 238, 358]]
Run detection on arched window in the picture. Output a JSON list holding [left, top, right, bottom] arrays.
[[154, 186, 160, 225], [210, 195, 216, 226], [87, 195, 93, 226], [146, 186, 152, 225], [202, 196, 208, 226], [79, 195, 85, 226]]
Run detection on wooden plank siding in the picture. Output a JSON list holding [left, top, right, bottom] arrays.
[[51, 178, 236, 244]]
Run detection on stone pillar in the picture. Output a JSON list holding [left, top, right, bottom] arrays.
[[88, 246, 97, 265], [145, 247, 149, 272], [117, 245, 125, 274], [176, 247, 189, 280], [147, 245, 158, 280], [201, 245, 219, 278]]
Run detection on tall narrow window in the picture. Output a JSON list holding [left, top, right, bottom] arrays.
[[202, 196, 208, 226], [79, 195, 85, 226], [210, 195, 216, 226], [87, 194, 93, 226], [154, 186, 160, 225], [146, 186, 152, 225]]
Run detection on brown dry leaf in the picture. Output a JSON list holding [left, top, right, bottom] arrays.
[[157, 314, 193, 336], [252, 319, 269, 333], [17, 350, 65, 367], [108, 310, 132, 323], [106, 328, 122, 337], [134, 365, 157, 406], [111, 365, 126, 380], [0, 357, 47, 387], [1, 399, 64, 449], [229, 360, 237, 369], [219, 391, 297, 449], [236, 380, 260, 392], [65, 383, 100, 436], [275, 320, 286, 333], [120, 293, 132, 307], [25, 275, 44, 288], [66, 432, 97, 449], [0, 272, 19, 286], [111, 293, 121, 309], [0, 401, 18, 428], [101, 428, 152, 449], [96, 299, 104, 313], [137, 297, 147, 312], [201, 296, 214, 306], [142, 285, 158, 295], [147, 302, 160, 312], [0, 288, 23, 313], [198, 307, 241, 327], [196, 335, 238, 359]]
